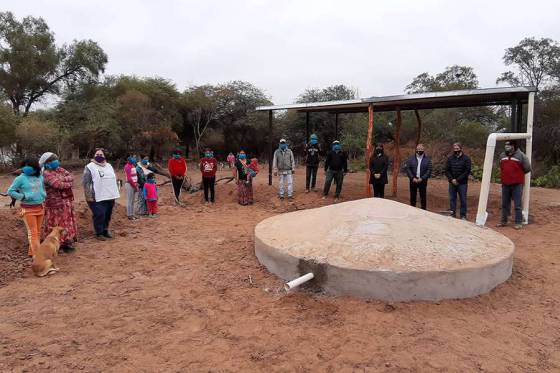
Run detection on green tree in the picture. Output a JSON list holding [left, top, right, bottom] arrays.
[[0, 12, 107, 115], [0, 103, 17, 147], [497, 37, 560, 89], [406, 65, 479, 93]]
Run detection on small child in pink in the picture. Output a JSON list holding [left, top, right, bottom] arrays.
[[143, 173, 159, 217]]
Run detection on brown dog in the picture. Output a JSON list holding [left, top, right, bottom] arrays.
[[31, 226, 65, 277]]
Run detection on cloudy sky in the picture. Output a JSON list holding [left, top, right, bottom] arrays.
[[9, 0, 560, 104]]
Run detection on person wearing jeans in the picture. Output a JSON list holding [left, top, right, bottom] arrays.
[[323, 141, 348, 200], [124, 156, 138, 220], [83, 148, 120, 241], [445, 143, 472, 219], [405, 144, 432, 210], [273, 139, 296, 199], [497, 140, 531, 229], [7, 159, 46, 256]]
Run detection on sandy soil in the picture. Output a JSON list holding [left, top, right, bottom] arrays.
[[0, 167, 559, 372]]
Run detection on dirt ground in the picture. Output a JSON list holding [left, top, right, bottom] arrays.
[[0, 166, 559, 372]]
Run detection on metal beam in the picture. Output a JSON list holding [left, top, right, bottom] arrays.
[[392, 109, 402, 197], [365, 104, 374, 197], [268, 110, 273, 186]]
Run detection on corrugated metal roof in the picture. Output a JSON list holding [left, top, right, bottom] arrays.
[[256, 86, 537, 113]]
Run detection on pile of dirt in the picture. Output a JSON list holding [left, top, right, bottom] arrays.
[[0, 209, 31, 287]]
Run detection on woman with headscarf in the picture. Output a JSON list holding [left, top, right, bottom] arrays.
[[7, 159, 46, 256], [39, 152, 78, 252], [234, 150, 254, 205], [82, 148, 120, 241]]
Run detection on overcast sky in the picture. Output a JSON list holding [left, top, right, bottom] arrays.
[[9, 0, 560, 104]]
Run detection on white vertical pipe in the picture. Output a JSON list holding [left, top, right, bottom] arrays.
[[522, 92, 535, 224]]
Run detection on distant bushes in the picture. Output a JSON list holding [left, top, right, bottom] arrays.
[[533, 165, 560, 188]]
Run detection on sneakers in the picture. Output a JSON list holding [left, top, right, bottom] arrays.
[[103, 231, 113, 239], [514, 224, 523, 230], [95, 235, 106, 241], [496, 222, 507, 228], [305, 189, 310, 193]]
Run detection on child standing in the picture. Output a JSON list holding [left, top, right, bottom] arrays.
[[143, 173, 159, 218], [200, 148, 218, 203]]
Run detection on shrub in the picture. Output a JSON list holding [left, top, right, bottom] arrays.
[[533, 165, 560, 188]]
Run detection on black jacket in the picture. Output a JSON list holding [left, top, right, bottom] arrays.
[[405, 154, 432, 181], [304, 143, 321, 166], [369, 154, 389, 185], [445, 153, 471, 184], [325, 151, 348, 172]]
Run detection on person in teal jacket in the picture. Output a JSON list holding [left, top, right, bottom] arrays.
[[7, 159, 47, 256]]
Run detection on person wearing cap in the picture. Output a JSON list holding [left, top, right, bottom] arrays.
[[497, 140, 531, 229], [405, 143, 432, 210], [323, 140, 348, 201], [168, 149, 187, 204], [304, 134, 321, 193], [273, 139, 296, 199], [369, 144, 389, 198], [39, 152, 78, 253], [445, 143, 471, 219]]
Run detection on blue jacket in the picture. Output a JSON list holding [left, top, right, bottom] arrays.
[[405, 155, 432, 181], [7, 174, 46, 205]]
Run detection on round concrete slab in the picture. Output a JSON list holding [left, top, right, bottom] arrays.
[[254, 198, 515, 301]]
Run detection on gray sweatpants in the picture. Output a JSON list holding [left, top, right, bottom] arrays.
[[125, 183, 137, 217]]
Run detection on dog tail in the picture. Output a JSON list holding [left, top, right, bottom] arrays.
[[32, 259, 53, 277]]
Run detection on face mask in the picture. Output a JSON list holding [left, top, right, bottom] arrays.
[[141, 160, 149, 166], [280, 143, 288, 150], [22, 166, 35, 176], [173, 154, 181, 159], [505, 145, 513, 153], [205, 152, 213, 158], [333, 144, 341, 151], [239, 154, 247, 160], [94, 155, 105, 163], [416, 151, 424, 156], [375, 149, 383, 155], [47, 160, 60, 170], [454, 150, 461, 156], [310, 139, 318, 145]]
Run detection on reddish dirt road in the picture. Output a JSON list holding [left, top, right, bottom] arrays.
[[1, 168, 559, 372]]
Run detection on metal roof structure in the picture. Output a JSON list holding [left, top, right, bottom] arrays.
[[256, 86, 537, 113]]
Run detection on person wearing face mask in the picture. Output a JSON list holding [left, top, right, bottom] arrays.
[[83, 148, 120, 241], [39, 152, 78, 253], [405, 144, 432, 210], [497, 140, 531, 229], [304, 134, 321, 193], [272, 139, 296, 200], [369, 144, 389, 198], [7, 159, 47, 256], [199, 148, 218, 204], [445, 143, 472, 219], [323, 140, 348, 201], [134, 158, 150, 216], [124, 155, 139, 220], [235, 150, 254, 205], [168, 149, 187, 204]]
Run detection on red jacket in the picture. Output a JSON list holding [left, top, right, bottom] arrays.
[[499, 149, 531, 185], [200, 157, 217, 178], [168, 158, 187, 178]]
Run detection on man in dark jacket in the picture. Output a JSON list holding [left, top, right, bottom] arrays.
[[405, 143, 432, 210], [323, 140, 348, 201], [304, 134, 321, 192], [445, 143, 472, 219], [497, 140, 531, 229], [369, 144, 389, 198]]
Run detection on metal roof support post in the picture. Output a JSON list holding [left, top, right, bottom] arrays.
[[392, 109, 402, 197], [365, 104, 374, 197], [335, 112, 339, 139], [414, 110, 422, 146], [305, 112, 310, 142], [268, 110, 273, 186], [522, 92, 535, 224], [511, 98, 519, 132], [517, 100, 524, 132]]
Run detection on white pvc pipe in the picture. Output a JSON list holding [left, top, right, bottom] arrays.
[[475, 132, 532, 226], [522, 92, 535, 224], [284, 273, 314, 292]]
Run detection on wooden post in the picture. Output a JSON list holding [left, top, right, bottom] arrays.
[[414, 109, 422, 146], [268, 110, 273, 186], [365, 104, 374, 197], [392, 109, 402, 197]]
